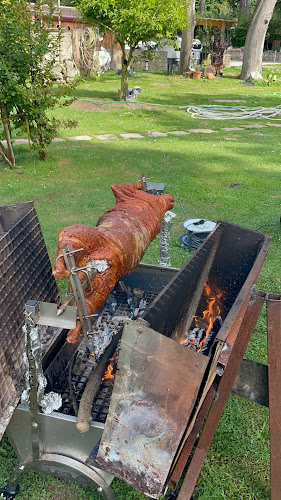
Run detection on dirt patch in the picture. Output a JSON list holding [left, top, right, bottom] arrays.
[[229, 183, 244, 188], [59, 157, 71, 167], [59, 215, 83, 223], [123, 170, 140, 177], [46, 482, 89, 500], [70, 100, 155, 112], [152, 82, 170, 87], [34, 196, 55, 203]]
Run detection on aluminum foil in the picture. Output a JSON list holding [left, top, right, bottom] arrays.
[[40, 392, 62, 415], [21, 324, 47, 406], [86, 259, 109, 273], [158, 211, 176, 267]]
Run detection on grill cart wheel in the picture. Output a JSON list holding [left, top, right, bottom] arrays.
[[0, 485, 20, 499]]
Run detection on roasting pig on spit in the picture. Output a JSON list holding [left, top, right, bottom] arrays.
[[52, 182, 174, 343]]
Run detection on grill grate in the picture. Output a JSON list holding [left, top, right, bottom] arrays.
[[53, 289, 158, 423]]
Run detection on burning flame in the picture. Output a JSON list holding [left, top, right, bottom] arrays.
[[102, 351, 118, 381], [102, 363, 114, 380], [195, 281, 224, 352], [175, 281, 225, 353]]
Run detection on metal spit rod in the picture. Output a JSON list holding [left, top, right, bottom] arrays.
[[62, 245, 98, 342]]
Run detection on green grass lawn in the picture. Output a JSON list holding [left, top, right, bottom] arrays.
[[0, 67, 280, 499]]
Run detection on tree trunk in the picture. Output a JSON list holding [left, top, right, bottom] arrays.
[[0, 103, 15, 169], [240, 0, 278, 80], [200, 0, 206, 15], [240, 0, 246, 12], [178, 0, 195, 75], [245, 0, 252, 16]]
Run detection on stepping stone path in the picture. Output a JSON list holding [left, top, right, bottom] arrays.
[[3, 123, 275, 146], [168, 131, 190, 135], [120, 133, 144, 139], [95, 134, 118, 140], [222, 127, 245, 131], [67, 135, 92, 141], [242, 124, 266, 129], [14, 139, 30, 144], [189, 129, 215, 133], [148, 131, 168, 137]]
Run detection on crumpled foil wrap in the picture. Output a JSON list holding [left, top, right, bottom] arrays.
[[86, 259, 109, 273], [40, 392, 62, 415], [21, 324, 47, 406], [158, 211, 176, 267], [21, 324, 61, 414]]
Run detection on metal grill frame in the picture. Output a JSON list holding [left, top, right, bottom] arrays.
[[0, 202, 59, 439]]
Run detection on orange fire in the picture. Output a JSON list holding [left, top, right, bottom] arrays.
[[102, 363, 114, 380], [102, 351, 118, 381], [175, 281, 224, 352], [194, 281, 224, 352]]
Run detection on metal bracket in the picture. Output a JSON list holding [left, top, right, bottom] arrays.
[[62, 245, 96, 342]]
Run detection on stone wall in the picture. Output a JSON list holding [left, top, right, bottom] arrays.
[[226, 46, 281, 63], [55, 33, 281, 76]]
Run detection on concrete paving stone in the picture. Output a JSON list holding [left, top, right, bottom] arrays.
[[267, 122, 281, 127], [148, 131, 168, 137], [222, 127, 244, 131], [241, 124, 267, 129], [223, 137, 237, 140], [168, 131, 190, 135], [14, 138, 30, 144], [67, 135, 92, 141], [95, 134, 118, 140], [120, 133, 144, 139], [189, 129, 215, 133], [52, 137, 66, 142]]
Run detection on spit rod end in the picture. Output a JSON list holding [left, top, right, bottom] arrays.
[[57, 305, 66, 316]]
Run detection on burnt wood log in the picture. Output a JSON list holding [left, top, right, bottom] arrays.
[[76, 331, 121, 433]]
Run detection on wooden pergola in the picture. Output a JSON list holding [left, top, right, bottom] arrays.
[[196, 17, 238, 32]]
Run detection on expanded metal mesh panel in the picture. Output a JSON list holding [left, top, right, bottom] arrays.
[[0, 202, 59, 439]]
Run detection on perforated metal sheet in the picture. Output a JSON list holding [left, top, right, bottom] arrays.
[[0, 202, 59, 439]]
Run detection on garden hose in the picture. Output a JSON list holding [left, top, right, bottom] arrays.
[[186, 104, 281, 120]]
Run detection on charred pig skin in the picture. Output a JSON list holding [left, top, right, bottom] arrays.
[[52, 182, 174, 343]]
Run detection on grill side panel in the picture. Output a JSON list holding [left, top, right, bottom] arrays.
[[0, 202, 59, 440]]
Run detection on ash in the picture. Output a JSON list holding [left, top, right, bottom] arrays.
[[83, 283, 150, 360]]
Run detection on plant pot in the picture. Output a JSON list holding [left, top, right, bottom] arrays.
[[207, 73, 215, 80], [185, 71, 192, 78], [193, 71, 202, 80]]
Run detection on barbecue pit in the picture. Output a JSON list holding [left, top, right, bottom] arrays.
[[0, 201, 273, 500]]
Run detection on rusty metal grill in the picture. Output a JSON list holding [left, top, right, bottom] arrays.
[[0, 202, 59, 439]]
